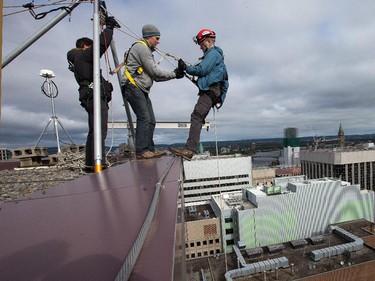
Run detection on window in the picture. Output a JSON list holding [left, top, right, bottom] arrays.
[[197, 241, 201, 246], [226, 239, 235, 246], [225, 228, 234, 235]]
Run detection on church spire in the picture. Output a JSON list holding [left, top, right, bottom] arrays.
[[338, 123, 345, 148]]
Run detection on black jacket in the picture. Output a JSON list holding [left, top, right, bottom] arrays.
[[67, 27, 113, 84]]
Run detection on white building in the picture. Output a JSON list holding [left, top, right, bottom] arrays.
[[211, 178, 374, 253], [182, 156, 252, 205]]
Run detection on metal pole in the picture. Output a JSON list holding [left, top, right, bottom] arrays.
[[2, 0, 81, 68], [0, 0, 3, 117], [109, 40, 135, 151], [93, 0, 102, 172], [48, 79, 62, 154]]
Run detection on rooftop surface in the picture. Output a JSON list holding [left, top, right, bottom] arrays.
[[0, 156, 184, 281], [186, 219, 375, 281]]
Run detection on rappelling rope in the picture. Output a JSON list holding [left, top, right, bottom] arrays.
[[99, 18, 116, 161], [102, 51, 115, 161], [212, 107, 228, 272]]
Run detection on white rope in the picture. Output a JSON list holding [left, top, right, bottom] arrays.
[[212, 107, 228, 273], [99, 25, 115, 161]]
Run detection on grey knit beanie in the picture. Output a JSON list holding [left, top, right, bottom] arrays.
[[142, 24, 161, 38]]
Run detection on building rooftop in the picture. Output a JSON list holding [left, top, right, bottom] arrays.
[[212, 191, 256, 211], [186, 219, 375, 281], [184, 204, 217, 222]]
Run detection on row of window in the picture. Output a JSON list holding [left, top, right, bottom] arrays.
[[184, 181, 250, 192], [186, 249, 220, 259], [185, 238, 220, 248], [301, 161, 375, 190], [184, 174, 249, 184]]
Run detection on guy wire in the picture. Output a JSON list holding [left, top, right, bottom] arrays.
[[103, 67, 115, 160], [100, 21, 115, 159]]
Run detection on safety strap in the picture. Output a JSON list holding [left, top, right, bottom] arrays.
[[124, 40, 148, 87]]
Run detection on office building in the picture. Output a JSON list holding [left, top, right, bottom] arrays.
[[182, 156, 252, 205], [300, 148, 375, 191], [282, 127, 300, 166]]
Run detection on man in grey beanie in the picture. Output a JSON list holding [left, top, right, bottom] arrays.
[[121, 24, 184, 159], [142, 24, 161, 38]]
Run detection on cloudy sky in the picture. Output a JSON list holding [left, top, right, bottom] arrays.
[[2, 0, 375, 149]]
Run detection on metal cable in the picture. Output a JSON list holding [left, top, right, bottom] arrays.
[[115, 157, 177, 281], [212, 107, 228, 272]]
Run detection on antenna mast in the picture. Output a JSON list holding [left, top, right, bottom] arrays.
[[93, 0, 103, 172]]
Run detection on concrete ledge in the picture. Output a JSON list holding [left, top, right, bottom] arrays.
[[19, 157, 43, 168], [61, 145, 85, 154]]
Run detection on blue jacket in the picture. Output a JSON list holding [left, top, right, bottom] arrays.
[[186, 46, 229, 106]]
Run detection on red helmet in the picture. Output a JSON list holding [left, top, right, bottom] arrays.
[[193, 28, 216, 45]]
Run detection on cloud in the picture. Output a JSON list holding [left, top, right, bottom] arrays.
[[2, 0, 375, 150]]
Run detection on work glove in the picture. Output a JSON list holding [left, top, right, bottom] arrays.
[[105, 16, 121, 29], [174, 68, 185, 79], [178, 59, 187, 70]]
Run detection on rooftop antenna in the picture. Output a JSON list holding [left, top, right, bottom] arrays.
[[35, 69, 75, 153]]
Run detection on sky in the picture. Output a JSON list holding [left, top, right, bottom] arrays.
[[2, 0, 375, 149]]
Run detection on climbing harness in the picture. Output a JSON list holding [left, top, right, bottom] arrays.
[[123, 40, 147, 88]]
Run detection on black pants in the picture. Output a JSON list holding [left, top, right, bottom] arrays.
[[84, 98, 108, 167]]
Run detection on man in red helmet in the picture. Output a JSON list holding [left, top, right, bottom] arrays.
[[169, 28, 229, 160]]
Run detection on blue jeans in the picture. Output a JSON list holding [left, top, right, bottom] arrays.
[[122, 82, 155, 153]]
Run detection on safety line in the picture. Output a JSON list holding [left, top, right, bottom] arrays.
[[212, 107, 228, 272], [115, 157, 177, 281]]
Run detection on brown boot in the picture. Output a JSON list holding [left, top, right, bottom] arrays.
[[136, 151, 156, 159], [169, 147, 194, 160], [153, 149, 167, 157]]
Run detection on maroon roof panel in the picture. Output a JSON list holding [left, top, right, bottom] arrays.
[[0, 156, 182, 281], [0, 159, 20, 171]]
